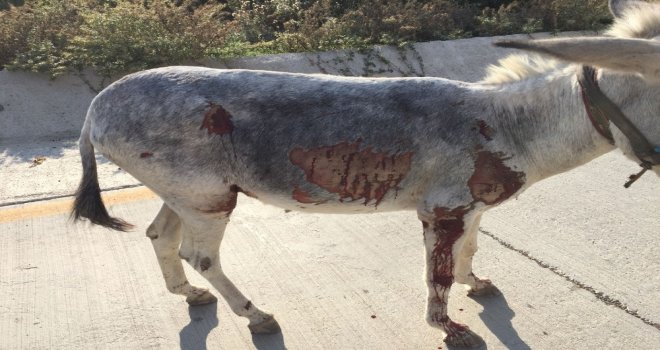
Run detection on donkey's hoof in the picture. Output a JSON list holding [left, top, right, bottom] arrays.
[[468, 279, 500, 297], [186, 290, 218, 306], [444, 328, 484, 348], [248, 315, 281, 334], [468, 285, 501, 297]]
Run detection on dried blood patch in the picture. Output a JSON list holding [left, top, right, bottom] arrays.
[[476, 120, 495, 141], [139, 152, 153, 158], [443, 320, 470, 336], [289, 141, 413, 206], [198, 191, 237, 214], [201, 104, 234, 135], [200, 257, 212, 272], [430, 206, 468, 289], [292, 187, 318, 204], [468, 150, 524, 205]]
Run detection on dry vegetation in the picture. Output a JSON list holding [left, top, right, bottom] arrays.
[[0, 0, 612, 78]]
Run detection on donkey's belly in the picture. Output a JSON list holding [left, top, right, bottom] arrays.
[[240, 188, 416, 214], [95, 136, 419, 216]]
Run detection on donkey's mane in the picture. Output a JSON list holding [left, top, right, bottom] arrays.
[[480, 54, 565, 85], [607, 3, 660, 39], [481, 3, 660, 85]]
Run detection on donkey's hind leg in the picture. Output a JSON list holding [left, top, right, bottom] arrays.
[[177, 193, 279, 334], [147, 203, 217, 306]]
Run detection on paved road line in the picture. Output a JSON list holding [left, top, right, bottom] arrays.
[[0, 184, 145, 208], [0, 187, 156, 223]]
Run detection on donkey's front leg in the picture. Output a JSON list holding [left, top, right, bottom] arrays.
[[420, 205, 484, 348], [453, 213, 500, 297]]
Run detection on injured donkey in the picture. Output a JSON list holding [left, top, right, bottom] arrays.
[[72, 0, 660, 347]]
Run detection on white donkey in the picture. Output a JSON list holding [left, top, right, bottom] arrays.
[[72, 0, 660, 347]]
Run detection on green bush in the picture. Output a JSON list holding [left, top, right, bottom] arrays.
[[475, 0, 610, 36], [0, 0, 82, 76], [0, 0, 614, 78], [70, 2, 199, 77], [0, 0, 233, 78]]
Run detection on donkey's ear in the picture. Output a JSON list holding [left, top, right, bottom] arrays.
[[495, 37, 660, 82], [609, 0, 647, 19]]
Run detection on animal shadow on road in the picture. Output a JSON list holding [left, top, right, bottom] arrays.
[[178, 302, 287, 350], [472, 292, 531, 350], [251, 329, 287, 350], [179, 303, 219, 350]]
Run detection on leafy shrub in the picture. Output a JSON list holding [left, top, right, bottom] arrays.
[[476, 0, 610, 36], [0, 0, 83, 76], [0, 0, 614, 78], [215, 0, 611, 57], [0, 0, 235, 78], [70, 2, 199, 77]]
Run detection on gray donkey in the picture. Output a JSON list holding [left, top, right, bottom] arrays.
[[72, 0, 660, 347]]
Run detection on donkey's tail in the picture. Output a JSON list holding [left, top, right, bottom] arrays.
[[71, 119, 133, 231]]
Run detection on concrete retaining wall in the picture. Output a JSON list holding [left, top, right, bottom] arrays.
[[0, 32, 580, 145]]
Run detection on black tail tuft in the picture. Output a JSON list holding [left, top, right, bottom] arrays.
[[71, 121, 133, 232], [71, 172, 133, 231]]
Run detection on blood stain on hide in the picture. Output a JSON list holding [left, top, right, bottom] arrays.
[[200, 104, 234, 135], [430, 206, 469, 290], [139, 152, 153, 158], [200, 257, 212, 272], [476, 120, 495, 141], [439, 318, 470, 336], [468, 150, 525, 205], [292, 186, 318, 204], [289, 141, 413, 206], [198, 191, 238, 214]]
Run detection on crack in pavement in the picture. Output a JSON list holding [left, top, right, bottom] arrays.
[[479, 228, 659, 331]]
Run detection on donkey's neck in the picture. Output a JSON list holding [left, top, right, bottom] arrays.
[[479, 67, 616, 184]]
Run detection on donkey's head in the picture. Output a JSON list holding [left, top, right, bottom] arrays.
[[496, 0, 660, 178]]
